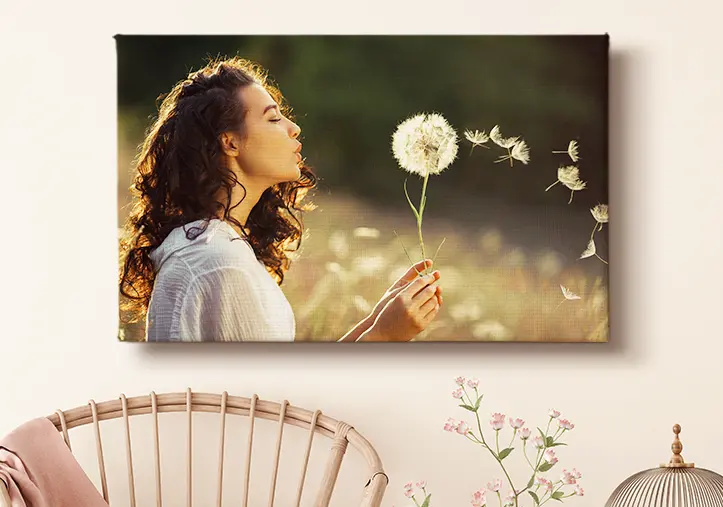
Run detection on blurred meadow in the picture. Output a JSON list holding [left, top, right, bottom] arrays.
[[117, 35, 609, 342]]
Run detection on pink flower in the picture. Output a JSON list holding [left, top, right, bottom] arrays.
[[531, 436, 545, 449], [467, 378, 480, 389], [549, 409, 561, 419], [574, 485, 585, 496], [455, 376, 467, 386], [404, 482, 414, 497], [544, 449, 558, 465], [487, 479, 501, 492], [503, 492, 515, 507], [534, 477, 554, 492], [519, 428, 531, 440], [456, 421, 471, 435], [571, 468, 582, 479], [558, 418, 575, 430], [471, 488, 487, 507], [509, 417, 524, 429], [444, 417, 458, 432], [452, 388, 464, 399], [490, 413, 505, 431], [561, 469, 577, 485], [416, 480, 427, 489]]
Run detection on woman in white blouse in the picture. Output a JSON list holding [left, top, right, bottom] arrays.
[[118, 57, 443, 342]]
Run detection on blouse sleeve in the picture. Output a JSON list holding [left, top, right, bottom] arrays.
[[177, 266, 274, 341]]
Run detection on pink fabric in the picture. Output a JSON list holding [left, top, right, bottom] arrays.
[[0, 417, 108, 507]]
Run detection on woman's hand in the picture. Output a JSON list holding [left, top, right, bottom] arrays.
[[369, 259, 443, 322], [360, 269, 442, 342]]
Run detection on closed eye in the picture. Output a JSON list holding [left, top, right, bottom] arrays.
[[270, 118, 282, 123]]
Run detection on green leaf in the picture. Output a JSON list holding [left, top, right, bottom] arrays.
[[538, 462, 554, 472], [545, 436, 554, 447], [459, 404, 477, 412], [404, 179, 420, 221], [474, 395, 483, 409], [551, 491, 564, 501], [498, 447, 514, 460], [528, 491, 540, 506], [537, 428, 546, 442], [527, 477, 535, 489], [421, 493, 431, 507], [547, 442, 567, 447]]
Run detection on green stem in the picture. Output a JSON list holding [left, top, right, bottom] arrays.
[[523, 443, 535, 470], [473, 412, 518, 506], [495, 431, 500, 455], [417, 173, 430, 268], [539, 484, 564, 506]]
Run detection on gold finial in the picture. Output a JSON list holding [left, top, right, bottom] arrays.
[[660, 423, 695, 468]]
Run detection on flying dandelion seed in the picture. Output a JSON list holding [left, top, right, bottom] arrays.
[[591, 204, 609, 230], [554, 284, 582, 312], [580, 239, 596, 259], [545, 165, 587, 203], [490, 125, 523, 167], [552, 140, 580, 162], [496, 139, 531, 166], [391, 112, 458, 273], [581, 205, 609, 264], [464, 128, 490, 155]]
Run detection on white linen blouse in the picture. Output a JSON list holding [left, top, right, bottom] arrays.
[[145, 218, 295, 342]]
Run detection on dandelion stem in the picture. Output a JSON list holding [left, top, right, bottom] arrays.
[[568, 190, 574, 204], [417, 173, 430, 269], [508, 147, 513, 167], [595, 253, 609, 265], [545, 180, 559, 192], [590, 223, 597, 241], [552, 299, 565, 313]]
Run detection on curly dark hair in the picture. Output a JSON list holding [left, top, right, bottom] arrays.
[[119, 56, 317, 325]]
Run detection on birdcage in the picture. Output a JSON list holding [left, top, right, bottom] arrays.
[[605, 424, 723, 506]]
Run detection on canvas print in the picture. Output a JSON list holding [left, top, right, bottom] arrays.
[[116, 35, 609, 342]]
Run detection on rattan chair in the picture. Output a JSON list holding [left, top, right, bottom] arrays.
[[0, 388, 388, 507]]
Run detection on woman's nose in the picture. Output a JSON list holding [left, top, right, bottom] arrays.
[[289, 120, 301, 138]]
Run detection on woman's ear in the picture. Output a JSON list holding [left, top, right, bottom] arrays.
[[219, 131, 242, 157]]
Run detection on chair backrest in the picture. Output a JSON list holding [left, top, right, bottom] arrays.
[[1, 389, 388, 507]]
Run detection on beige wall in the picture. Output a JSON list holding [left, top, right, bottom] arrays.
[[1, 1, 722, 506]]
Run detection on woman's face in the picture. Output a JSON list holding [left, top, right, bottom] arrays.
[[235, 83, 303, 185]]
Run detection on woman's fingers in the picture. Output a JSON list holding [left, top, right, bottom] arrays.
[[393, 259, 433, 287], [400, 271, 438, 301], [418, 296, 438, 316]]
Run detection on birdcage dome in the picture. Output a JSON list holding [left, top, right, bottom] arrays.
[[605, 424, 723, 507]]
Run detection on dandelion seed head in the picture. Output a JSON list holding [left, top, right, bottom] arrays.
[[591, 204, 609, 223], [511, 139, 530, 164], [490, 125, 520, 149], [392, 112, 459, 177], [464, 129, 489, 146]]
